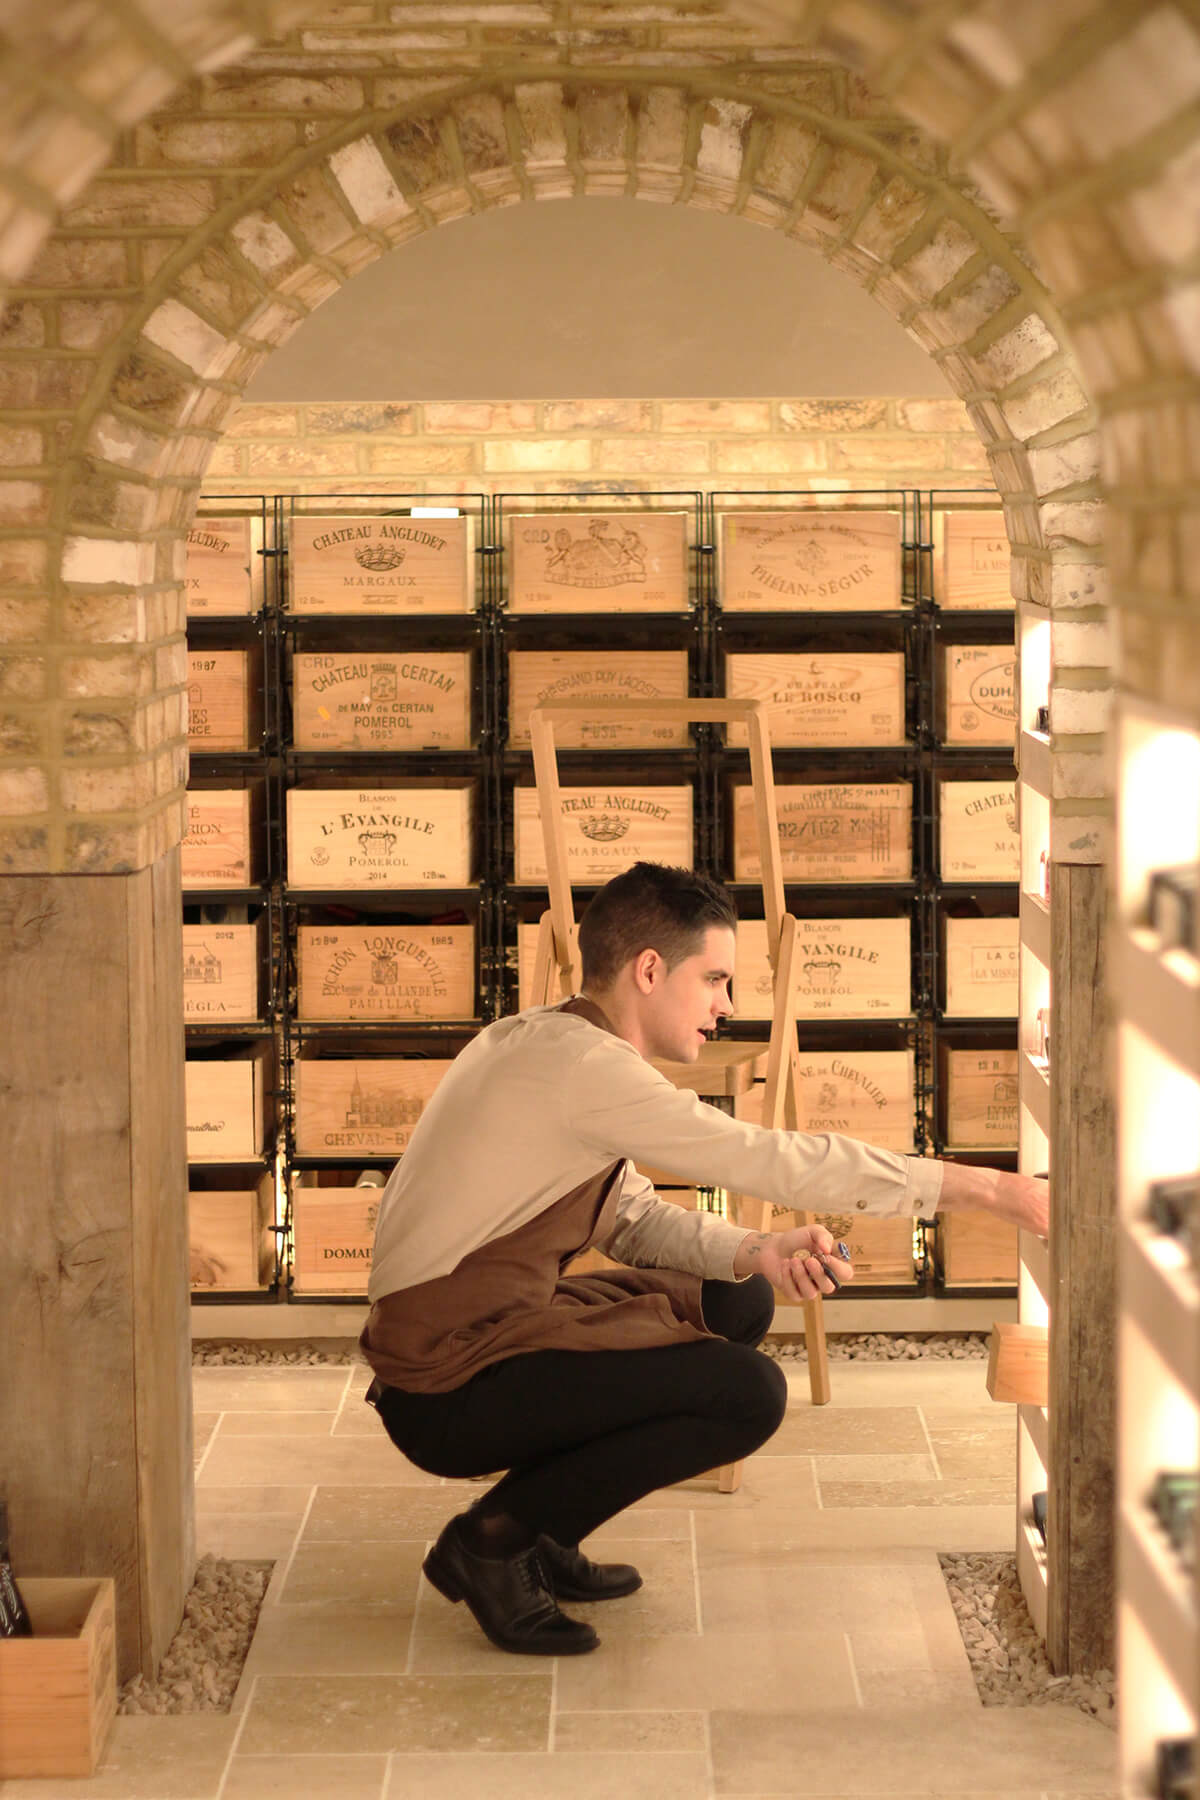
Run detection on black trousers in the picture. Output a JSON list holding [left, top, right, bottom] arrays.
[[369, 1275, 788, 1547]]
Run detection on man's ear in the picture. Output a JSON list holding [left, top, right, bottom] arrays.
[[631, 947, 663, 994]]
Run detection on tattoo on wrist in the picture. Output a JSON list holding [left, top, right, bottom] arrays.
[[744, 1234, 769, 1259]]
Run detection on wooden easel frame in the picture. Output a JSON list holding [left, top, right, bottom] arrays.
[[528, 697, 832, 1419]]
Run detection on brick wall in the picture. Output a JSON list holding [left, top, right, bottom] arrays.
[[204, 393, 992, 493]]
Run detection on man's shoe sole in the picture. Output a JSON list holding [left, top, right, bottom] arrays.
[[422, 1547, 599, 1656]]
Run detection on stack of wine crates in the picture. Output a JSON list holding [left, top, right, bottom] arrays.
[[182, 487, 1019, 1306]]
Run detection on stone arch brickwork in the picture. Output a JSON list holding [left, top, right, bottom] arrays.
[[0, 65, 1100, 874]]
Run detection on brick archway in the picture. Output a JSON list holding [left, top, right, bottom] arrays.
[[2, 73, 1098, 874]]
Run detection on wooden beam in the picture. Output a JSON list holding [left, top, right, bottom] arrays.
[[1047, 860, 1116, 1674], [0, 857, 193, 1681]]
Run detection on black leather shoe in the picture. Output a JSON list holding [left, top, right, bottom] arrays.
[[537, 1536, 643, 1602], [423, 1517, 599, 1656]]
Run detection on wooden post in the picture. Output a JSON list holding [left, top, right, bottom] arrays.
[[0, 856, 194, 1681], [1047, 860, 1116, 1673]]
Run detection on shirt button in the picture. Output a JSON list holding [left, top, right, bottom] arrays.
[[856, 1199, 868, 1210]]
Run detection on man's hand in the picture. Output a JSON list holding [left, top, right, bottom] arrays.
[[733, 1225, 854, 1301], [937, 1163, 1049, 1238]]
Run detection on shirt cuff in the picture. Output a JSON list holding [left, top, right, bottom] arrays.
[[905, 1154, 944, 1218]]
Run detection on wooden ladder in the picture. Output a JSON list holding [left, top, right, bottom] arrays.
[[527, 697, 833, 1493]]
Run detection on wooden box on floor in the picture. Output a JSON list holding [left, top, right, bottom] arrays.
[[733, 916, 911, 1020], [186, 514, 259, 617], [735, 1049, 916, 1152], [188, 1175, 275, 1291], [939, 780, 1019, 882], [944, 915, 1019, 1017], [506, 511, 689, 613], [296, 924, 476, 1022], [182, 918, 265, 1023], [0, 1578, 116, 1779], [724, 653, 907, 748], [291, 1173, 381, 1296], [940, 644, 1016, 747], [933, 510, 1013, 610], [187, 647, 263, 751], [181, 787, 262, 890], [943, 1047, 1019, 1150], [185, 1042, 273, 1161], [293, 1054, 455, 1156], [506, 650, 691, 749], [731, 781, 912, 883], [291, 651, 472, 752], [286, 785, 474, 889], [716, 508, 902, 612], [513, 785, 693, 885], [933, 1209, 1019, 1286], [287, 514, 474, 615]]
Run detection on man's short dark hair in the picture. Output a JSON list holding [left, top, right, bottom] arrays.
[[578, 862, 738, 989]]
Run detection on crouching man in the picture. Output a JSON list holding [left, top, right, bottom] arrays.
[[361, 862, 1049, 1656]]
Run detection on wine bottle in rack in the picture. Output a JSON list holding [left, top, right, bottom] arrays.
[[1154, 1735, 1194, 1800], [1148, 1470, 1199, 1566], [1148, 864, 1199, 955], [0, 1499, 32, 1638], [1146, 1174, 1200, 1258]]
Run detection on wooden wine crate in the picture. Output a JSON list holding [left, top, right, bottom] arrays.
[[724, 653, 907, 748], [944, 1048, 1019, 1149], [0, 1578, 116, 1778], [186, 515, 259, 617], [513, 784, 693, 885], [736, 1049, 916, 1152], [717, 509, 902, 612], [182, 919, 264, 1022], [933, 1208, 1019, 1286], [187, 647, 263, 751], [181, 787, 260, 890], [292, 651, 472, 751], [944, 915, 1019, 1017], [934, 510, 1013, 610], [188, 1174, 274, 1290], [185, 1043, 272, 1162], [296, 924, 476, 1022], [287, 514, 473, 614], [941, 644, 1016, 746], [939, 780, 1019, 881], [731, 782, 912, 883], [286, 785, 474, 889], [809, 1213, 916, 1285], [734, 916, 912, 1020], [507, 511, 689, 613], [506, 650, 691, 749], [293, 1055, 454, 1156], [291, 1175, 380, 1295]]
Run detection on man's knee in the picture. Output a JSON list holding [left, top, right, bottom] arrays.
[[702, 1272, 776, 1347]]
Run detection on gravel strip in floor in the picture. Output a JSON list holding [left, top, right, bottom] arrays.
[[192, 1331, 991, 1366], [940, 1551, 1116, 1726], [118, 1556, 271, 1715]]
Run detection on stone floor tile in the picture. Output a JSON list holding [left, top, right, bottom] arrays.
[[710, 1705, 1117, 1793], [818, 1478, 1012, 1509], [193, 1484, 313, 1518], [554, 1630, 858, 1714], [192, 1413, 220, 1466], [194, 1516, 301, 1561], [189, 1369, 351, 1411], [926, 1428, 1020, 1483], [855, 1667, 981, 1706], [558, 1539, 700, 1636], [0, 1716, 239, 1800], [197, 1434, 438, 1489], [553, 1710, 707, 1752], [237, 1672, 552, 1756], [759, 1405, 929, 1456], [699, 1548, 950, 1639], [385, 1750, 711, 1799], [781, 1363, 995, 1408], [627, 1455, 819, 1511], [584, 1507, 692, 1543], [303, 1484, 478, 1542], [215, 1412, 339, 1436], [693, 1504, 1015, 1556], [814, 1452, 938, 1485], [279, 1539, 426, 1607], [240, 1603, 417, 1678], [221, 1753, 388, 1799]]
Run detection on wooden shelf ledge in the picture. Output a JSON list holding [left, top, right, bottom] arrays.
[[986, 1319, 1048, 1405]]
